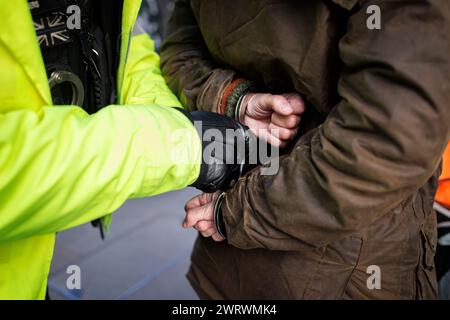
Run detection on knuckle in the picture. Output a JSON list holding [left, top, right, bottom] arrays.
[[196, 222, 205, 231], [273, 96, 285, 105], [288, 115, 299, 127], [199, 221, 210, 230], [271, 138, 281, 148], [281, 129, 292, 140], [293, 93, 303, 101]]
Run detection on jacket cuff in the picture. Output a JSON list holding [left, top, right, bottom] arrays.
[[196, 69, 235, 112], [219, 172, 262, 248]]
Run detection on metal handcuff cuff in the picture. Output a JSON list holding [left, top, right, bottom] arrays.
[[214, 92, 253, 239]]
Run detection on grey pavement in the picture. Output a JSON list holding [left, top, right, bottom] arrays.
[[48, 188, 201, 300]]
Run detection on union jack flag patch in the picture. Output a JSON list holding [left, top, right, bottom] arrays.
[[33, 11, 73, 49]]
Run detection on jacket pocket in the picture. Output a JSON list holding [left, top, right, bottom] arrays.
[[302, 235, 363, 299]]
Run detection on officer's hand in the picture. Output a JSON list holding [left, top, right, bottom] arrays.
[[241, 93, 304, 148], [179, 110, 257, 193], [183, 192, 225, 242]]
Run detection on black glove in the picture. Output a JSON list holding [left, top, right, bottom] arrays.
[[178, 109, 257, 193]]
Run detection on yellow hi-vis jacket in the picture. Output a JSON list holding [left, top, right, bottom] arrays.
[[0, 0, 201, 299]]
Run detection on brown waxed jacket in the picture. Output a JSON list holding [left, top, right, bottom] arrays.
[[160, 0, 450, 299]]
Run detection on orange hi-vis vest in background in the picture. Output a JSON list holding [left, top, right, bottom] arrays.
[[436, 144, 450, 209]]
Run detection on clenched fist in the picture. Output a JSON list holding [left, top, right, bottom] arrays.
[[183, 192, 225, 242], [240, 93, 304, 148]]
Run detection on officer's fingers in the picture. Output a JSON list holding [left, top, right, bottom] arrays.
[[212, 232, 226, 242], [282, 93, 305, 115], [271, 113, 301, 129], [183, 203, 213, 228]]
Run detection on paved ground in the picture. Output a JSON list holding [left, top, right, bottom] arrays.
[[47, 188, 200, 300]]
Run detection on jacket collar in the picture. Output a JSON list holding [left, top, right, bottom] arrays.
[[0, 0, 52, 105]]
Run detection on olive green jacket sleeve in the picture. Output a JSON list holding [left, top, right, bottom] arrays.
[[160, 0, 236, 112], [221, 0, 450, 250], [0, 34, 201, 242]]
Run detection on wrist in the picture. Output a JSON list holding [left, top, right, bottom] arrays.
[[236, 92, 255, 124], [185, 110, 253, 192], [218, 78, 255, 117]]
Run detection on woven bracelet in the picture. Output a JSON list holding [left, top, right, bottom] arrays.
[[225, 80, 255, 119]]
